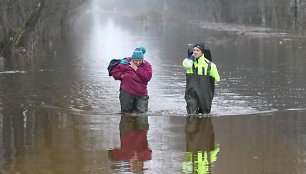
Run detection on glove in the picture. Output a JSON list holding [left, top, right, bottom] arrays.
[[182, 58, 193, 69], [120, 59, 129, 65]]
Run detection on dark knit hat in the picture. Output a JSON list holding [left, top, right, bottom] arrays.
[[193, 42, 205, 52], [132, 47, 146, 60]]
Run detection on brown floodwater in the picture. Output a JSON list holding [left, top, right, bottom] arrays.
[[1, 110, 306, 174], [1, 2, 306, 174]]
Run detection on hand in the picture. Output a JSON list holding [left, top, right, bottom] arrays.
[[188, 55, 194, 61], [183, 58, 193, 69], [129, 61, 138, 71]]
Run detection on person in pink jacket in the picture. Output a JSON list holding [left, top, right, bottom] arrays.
[[111, 47, 153, 113]]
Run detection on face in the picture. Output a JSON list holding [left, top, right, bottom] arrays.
[[132, 59, 143, 66], [192, 47, 203, 58]]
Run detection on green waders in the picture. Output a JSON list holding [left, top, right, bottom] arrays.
[[119, 89, 149, 113], [185, 74, 214, 114]]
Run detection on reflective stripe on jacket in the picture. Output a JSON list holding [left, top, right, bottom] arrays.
[[183, 54, 220, 82]]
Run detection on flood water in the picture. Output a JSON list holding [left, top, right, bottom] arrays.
[[1, 2, 306, 174]]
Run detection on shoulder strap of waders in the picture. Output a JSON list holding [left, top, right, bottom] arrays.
[[205, 60, 211, 76]]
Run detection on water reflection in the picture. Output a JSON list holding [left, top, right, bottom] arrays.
[[183, 117, 219, 174], [1, 109, 306, 173], [0, 113, 3, 174], [108, 115, 152, 173]]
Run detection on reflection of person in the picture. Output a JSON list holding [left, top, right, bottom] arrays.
[[183, 116, 220, 174], [108, 116, 152, 173], [111, 47, 153, 113], [182, 43, 220, 114]]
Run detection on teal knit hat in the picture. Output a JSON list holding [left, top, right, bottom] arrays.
[[132, 47, 146, 60]]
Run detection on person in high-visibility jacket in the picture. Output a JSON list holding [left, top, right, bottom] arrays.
[[182, 43, 220, 114]]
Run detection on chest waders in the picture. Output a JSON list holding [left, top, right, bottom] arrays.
[[185, 58, 214, 114], [119, 89, 149, 113]]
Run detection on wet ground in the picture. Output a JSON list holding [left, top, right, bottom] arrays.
[[1, 4, 306, 174]]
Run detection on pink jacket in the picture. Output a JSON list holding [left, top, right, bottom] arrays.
[[111, 58, 152, 96]]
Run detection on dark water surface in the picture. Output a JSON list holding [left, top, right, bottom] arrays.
[[1, 2, 306, 174], [1, 110, 306, 174]]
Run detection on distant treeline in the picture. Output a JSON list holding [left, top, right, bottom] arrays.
[[1, 0, 305, 59], [102, 0, 306, 33], [0, 0, 86, 59]]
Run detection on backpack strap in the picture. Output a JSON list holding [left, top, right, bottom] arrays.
[[205, 60, 215, 95], [205, 60, 212, 76]]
